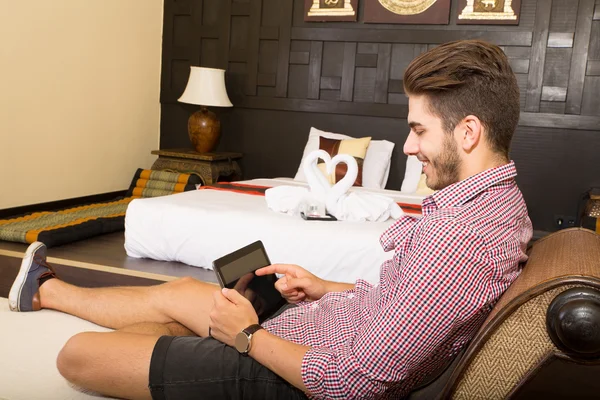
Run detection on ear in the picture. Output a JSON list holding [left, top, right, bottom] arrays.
[[457, 115, 482, 153]]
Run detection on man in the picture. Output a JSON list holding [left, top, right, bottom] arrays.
[[8, 40, 532, 399]]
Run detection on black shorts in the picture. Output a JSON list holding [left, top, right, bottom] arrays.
[[148, 305, 308, 400]]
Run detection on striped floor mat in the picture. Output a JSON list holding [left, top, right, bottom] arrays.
[[0, 168, 200, 247]]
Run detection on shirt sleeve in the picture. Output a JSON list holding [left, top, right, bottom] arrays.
[[354, 278, 374, 296], [301, 219, 491, 399]]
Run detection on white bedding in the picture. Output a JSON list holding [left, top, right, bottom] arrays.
[[124, 178, 424, 285]]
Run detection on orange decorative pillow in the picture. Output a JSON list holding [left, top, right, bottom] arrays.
[[318, 136, 371, 187]]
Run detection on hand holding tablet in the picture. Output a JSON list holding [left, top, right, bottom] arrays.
[[212, 241, 286, 323]]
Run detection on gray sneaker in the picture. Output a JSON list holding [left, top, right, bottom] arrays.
[[8, 241, 56, 312]]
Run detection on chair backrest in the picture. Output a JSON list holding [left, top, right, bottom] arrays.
[[440, 228, 600, 399], [406, 349, 465, 400]]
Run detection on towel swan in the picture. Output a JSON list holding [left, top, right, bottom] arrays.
[[302, 149, 332, 202], [324, 154, 403, 222], [264, 150, 331, 215], [265, 150, 402, 221], [323, 153, 357, 214]]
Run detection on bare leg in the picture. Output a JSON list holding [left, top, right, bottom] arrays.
[[39, 276, 219, 336], [119, 321, 196, 336], [57, 321, 195, 399], [57, 331, 159, 400]]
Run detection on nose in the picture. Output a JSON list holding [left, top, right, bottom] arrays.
[[403, 131, 419, 156]]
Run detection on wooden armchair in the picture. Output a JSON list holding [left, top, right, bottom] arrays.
[[410, 227, 600, 399]]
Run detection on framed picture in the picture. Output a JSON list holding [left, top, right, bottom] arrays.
[[304, 0, 359, 22], [364, 0, 451, 24], [457, 0, 522, 25]]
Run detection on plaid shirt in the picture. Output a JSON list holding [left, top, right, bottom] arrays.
[[262, 161, 532, 399]]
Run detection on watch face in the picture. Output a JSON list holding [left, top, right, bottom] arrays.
[[235, 331, 250, 353]]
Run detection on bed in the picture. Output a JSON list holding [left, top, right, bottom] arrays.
[[124, 178, 425, 285], [125, 127, 428, 285]]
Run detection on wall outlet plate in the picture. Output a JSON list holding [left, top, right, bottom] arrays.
[[554, 215, 576, 230]]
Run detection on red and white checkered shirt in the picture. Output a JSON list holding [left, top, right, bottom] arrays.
[[262, 161, 532, 399]]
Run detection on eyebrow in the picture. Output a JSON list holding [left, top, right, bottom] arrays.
[[408, 121, 424, 129]]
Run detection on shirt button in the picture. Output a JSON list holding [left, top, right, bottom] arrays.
[[347, 293, 355, 299], [311, 303, 319, 309]]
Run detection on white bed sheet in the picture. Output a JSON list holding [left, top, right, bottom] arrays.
[[124, 178, 424, 285]]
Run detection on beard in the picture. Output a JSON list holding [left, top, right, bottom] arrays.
[[425, 134, 461, 191]]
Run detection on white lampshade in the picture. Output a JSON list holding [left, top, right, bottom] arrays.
[[178, 66, 233, 107]]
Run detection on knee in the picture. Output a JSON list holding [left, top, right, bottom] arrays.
[[163, 276, 202, 295], [57, 332, 93, 384], [170, 276, 198, 288]]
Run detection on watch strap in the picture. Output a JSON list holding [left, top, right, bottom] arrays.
[[243, 324, 263, 336]]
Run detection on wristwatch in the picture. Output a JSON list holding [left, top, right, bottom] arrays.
[[235, 324, 263, 354]]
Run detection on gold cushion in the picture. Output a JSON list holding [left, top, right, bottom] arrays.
[[317, 136, 371, 187]]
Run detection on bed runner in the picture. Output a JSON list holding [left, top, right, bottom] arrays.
[[200, 183, 423, 215]]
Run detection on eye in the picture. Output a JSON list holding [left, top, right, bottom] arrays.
[[414, 130, 425, 136]]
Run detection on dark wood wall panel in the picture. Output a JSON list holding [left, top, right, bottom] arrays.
[[546, 32, 573, 48], [321, 42, 344, 78], [340, 42, 356, 102], [543, 48, 572, 87], [549, 0, 578, 32], [291, 28, 533, 45], [218, 1, 232, 67], [516, 73, 529, 108], [307, 41, 323, 99], [354, 67, 377, 103], [566, 0, 595, 114], [288, 64, 309, 99], [539, 101, 566, 114], [160, 0, 600, 232], [582, 77, 600, 115], [510, 125, 600, 230], [275, 0, 293, 97], [244, 0, 262, 96], [589, 21, 600, 59], [375, 44, 392, 104], [525, 0, 551, 112]]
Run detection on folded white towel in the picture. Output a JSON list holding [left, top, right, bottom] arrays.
[[265, 186, 310, 216], [324, 153, 403, 222], [328, 192, 403, 222]]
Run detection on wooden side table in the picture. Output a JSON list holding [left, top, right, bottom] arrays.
[[151, 149, 242, 185]]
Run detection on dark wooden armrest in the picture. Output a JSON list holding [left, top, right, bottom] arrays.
[[546, 287, 600, 358]]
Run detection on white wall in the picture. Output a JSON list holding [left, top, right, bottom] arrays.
[[0, 0, 163, 209]]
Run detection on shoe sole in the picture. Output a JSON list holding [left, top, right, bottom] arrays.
[[8, 242, 45, 311]]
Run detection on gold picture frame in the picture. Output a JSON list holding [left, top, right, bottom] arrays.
[[304, 0, 359, 22], [364, 0, 451, 25], [457, 0, 522, 25]]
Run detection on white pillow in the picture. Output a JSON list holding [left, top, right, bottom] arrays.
[[294, 127, 395, 189], [400, 155, 423, 193]]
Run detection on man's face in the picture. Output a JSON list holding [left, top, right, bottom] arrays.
[[404, 95, 462, 191]]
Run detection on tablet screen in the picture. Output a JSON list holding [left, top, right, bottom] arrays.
[[212, 241, 286, 322]]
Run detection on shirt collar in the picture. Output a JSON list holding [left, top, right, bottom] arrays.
[[422, 161, 518, 212]]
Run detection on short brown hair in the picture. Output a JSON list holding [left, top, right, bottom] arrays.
[[403, 40, 520, 158]]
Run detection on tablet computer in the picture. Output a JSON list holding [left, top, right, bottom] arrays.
[[212, 240, 286, 323]]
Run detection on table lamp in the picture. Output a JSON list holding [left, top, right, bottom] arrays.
[[178, 66, 233, 153]]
